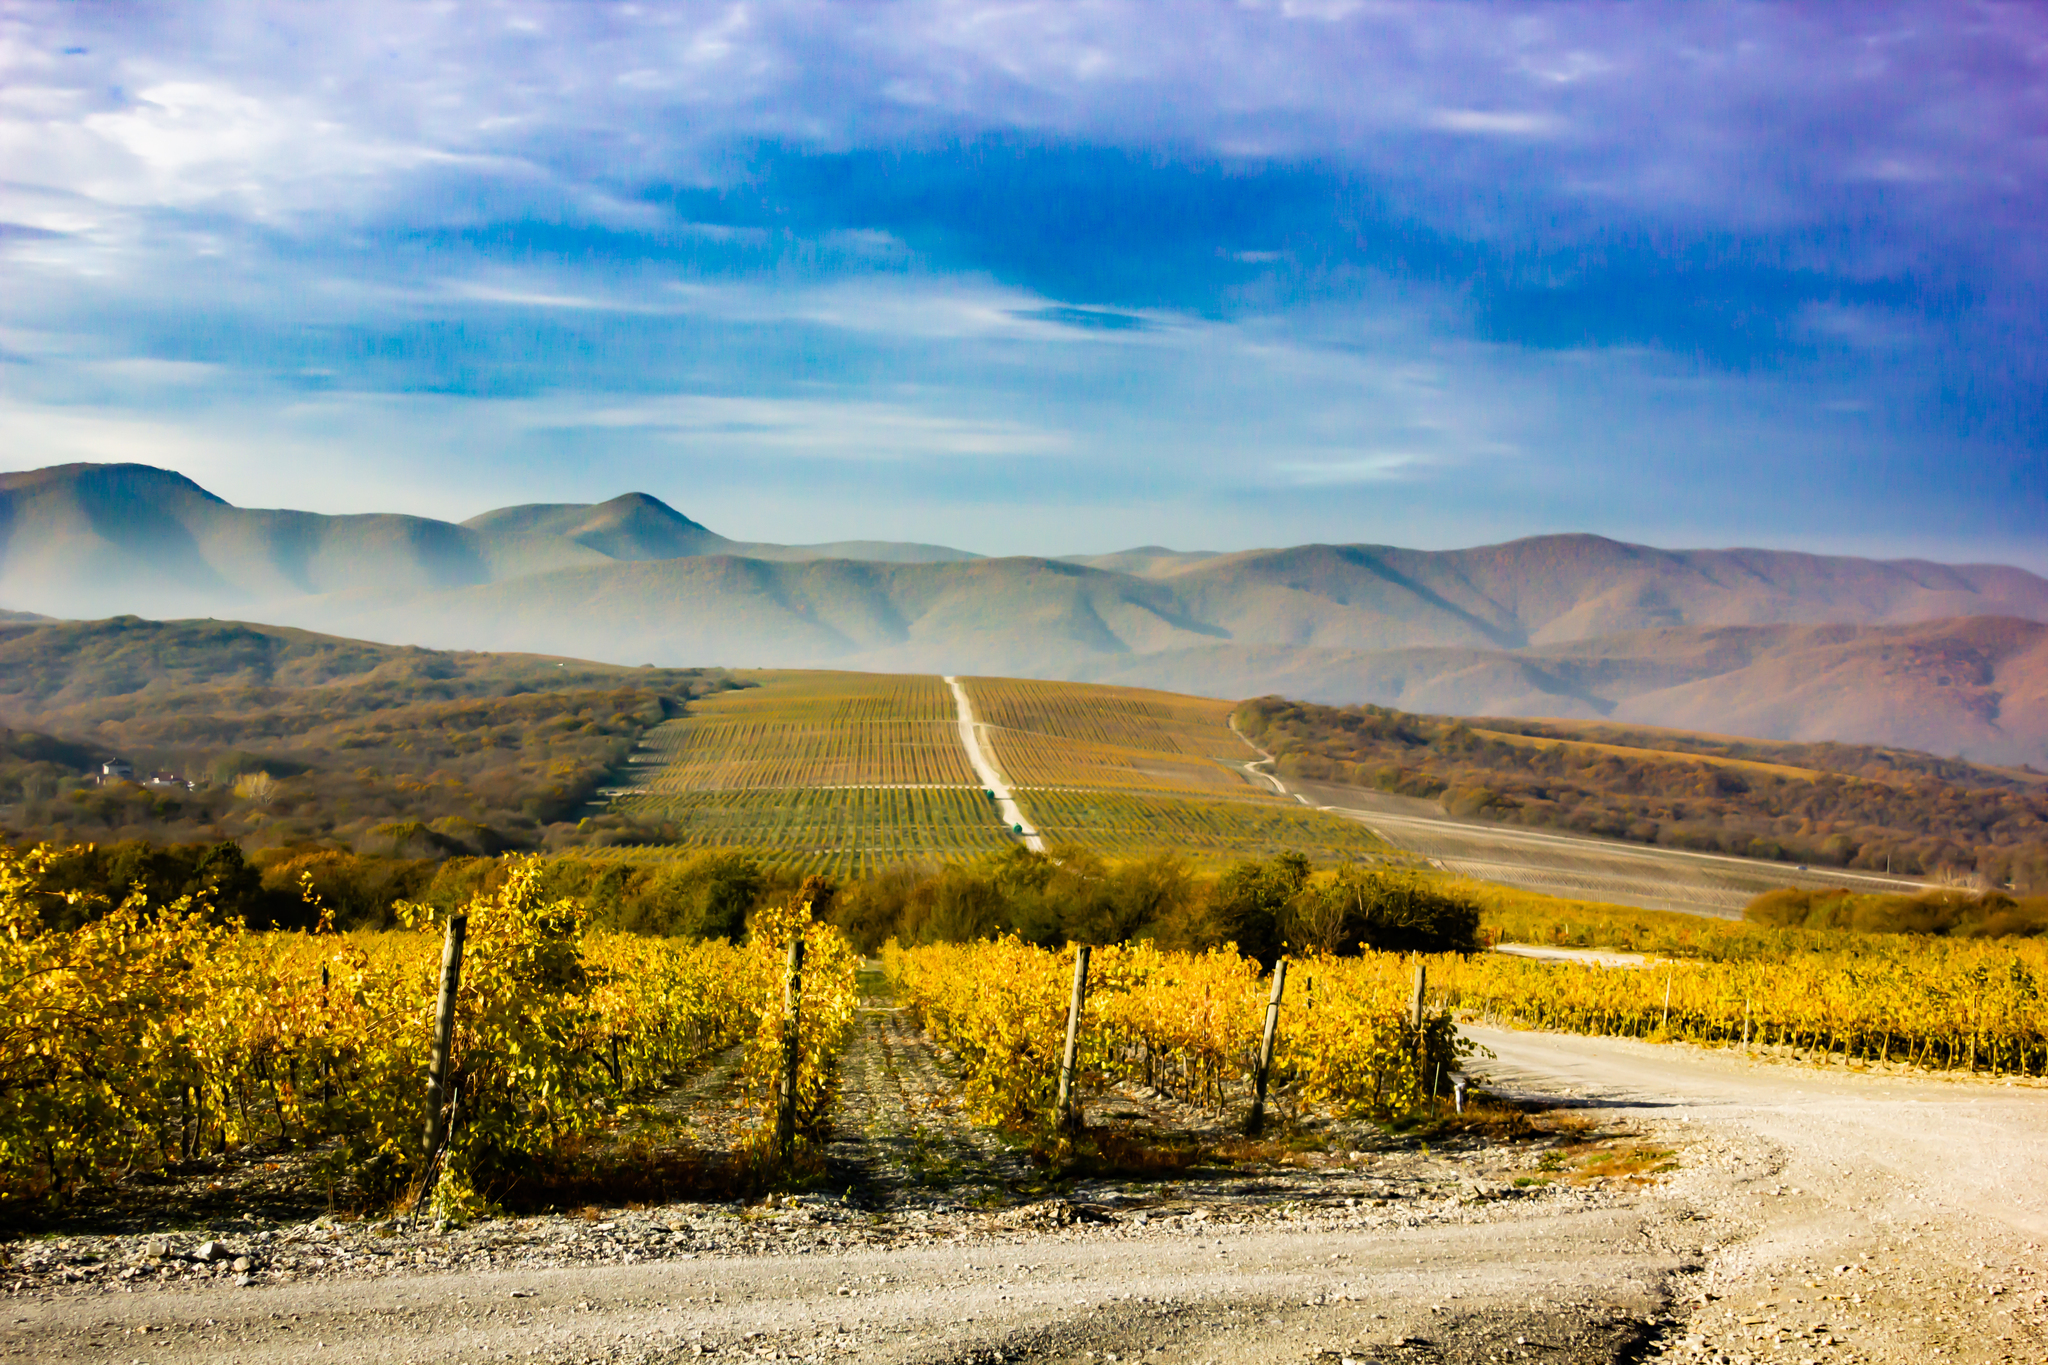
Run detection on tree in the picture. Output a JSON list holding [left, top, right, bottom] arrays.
[[1209, 852, 1311, 966]]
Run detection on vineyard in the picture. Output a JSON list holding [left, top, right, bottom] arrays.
[[886, 929, 2048, 1153], [614, 788, 1018, 877], [1438, 935, 2048, 1075], [0, 847, 857, 1212], [634, 672, 976, 790], [886, 939, 1463, 1133], [965, 677, 1257, 795], [609, 671, 1397, 870], [1414, 872, 2048, 1074], [1023, 789, 1388, 864], [614, 671, 1015, 875]]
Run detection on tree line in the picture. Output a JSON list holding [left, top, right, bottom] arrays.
[[14, 838, 1483, 961]]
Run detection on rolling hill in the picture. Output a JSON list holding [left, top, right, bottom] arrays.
[[0, 613, 736, 857], [0, 463, 979, 621], [4, 462, 2046, 762]]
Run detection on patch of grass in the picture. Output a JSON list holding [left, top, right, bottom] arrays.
[[1571, 1143, 1678, 1184], [901, 1124, 968, 1187], [1409, 1096, 1541, 1143], [1209, 1129, 1330, 1165]]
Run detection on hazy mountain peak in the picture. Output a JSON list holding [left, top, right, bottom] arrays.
[[0, 461, 230, 507], [462, 491, 730, 563], [563, 493, 728, 560]]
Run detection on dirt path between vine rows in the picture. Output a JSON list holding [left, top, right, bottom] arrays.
[[822, 981, 1036, 1210], [11, 1005, 2048, 1365], [946, 675, 1044, 852]]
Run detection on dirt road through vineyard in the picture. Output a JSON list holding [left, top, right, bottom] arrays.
[[947, 675, 1043, 852], [16, 1019, 2046, 1365]]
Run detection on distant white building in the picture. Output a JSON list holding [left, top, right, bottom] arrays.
[[99, 758, 134, 784]]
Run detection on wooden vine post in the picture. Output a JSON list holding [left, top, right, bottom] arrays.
[[421, 913, 468, 1168], [1410, 961, 1428, 1102], [774, 935, 806, 1169], [1244, 960, 1289, 1136], [1054, 946, 1091, 1133]]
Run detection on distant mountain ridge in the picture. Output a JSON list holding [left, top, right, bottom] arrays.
[[4, 462, 2046, 763], [0, 463, 981, 620]]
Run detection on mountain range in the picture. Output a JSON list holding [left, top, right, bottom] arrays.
[[3, 462, 2045, 764]]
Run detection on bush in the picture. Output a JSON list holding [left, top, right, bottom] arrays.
[[1744, 886, 2048, 937], [1284, 867, 1482, 956], [1208, 853, 1310, 966]]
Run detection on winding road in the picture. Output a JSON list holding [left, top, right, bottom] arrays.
[[1227, 719, 1927, 917]]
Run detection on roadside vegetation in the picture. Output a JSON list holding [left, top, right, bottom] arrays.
[[1235, 695, 2048, 889]]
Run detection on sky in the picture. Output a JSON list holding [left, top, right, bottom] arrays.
[[1, 1, 2044, 567]]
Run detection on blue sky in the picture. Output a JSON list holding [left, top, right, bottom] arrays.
[[2, 1, 2044, 567]]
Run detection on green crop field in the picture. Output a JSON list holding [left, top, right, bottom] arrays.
[[611, 669, 1388, 871], [1023, 788, 1388, 864], [635, 671, 977, 790], [615, 787, 1015, 877]]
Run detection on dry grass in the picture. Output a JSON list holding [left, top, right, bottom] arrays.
[[1507, 1113, 1679, 1188], [1469, 726, 1825, 784]]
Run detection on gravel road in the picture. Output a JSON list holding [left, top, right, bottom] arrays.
[[1465, 1026, 2048, 1365], [947, 676, 1043, 852], [10, 1012, 2044, 1365]]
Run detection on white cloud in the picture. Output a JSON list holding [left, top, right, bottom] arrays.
[[1426, 108, 1564, 137], [520, 392, 1074, 460], [1272, 450, 1433, 484]]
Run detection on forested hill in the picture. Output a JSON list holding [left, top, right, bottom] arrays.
[[1234, 697, 2048, 891], [0, 616, 742, 856]]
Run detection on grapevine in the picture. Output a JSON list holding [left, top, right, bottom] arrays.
[[886, 939, 1462, 1137], [0, 846, 759, 1209]]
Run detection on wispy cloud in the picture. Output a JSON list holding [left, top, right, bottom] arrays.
[[522, 393, 1074, 461], [1272, 451, 1435, 485], [1425, 109, 1564, 137], [0, 1, 2038, 563]]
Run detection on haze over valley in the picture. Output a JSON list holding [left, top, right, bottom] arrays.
[[4, 461, 2045, 765]]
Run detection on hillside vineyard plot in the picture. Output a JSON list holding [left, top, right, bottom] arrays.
[[636, 673, 979, 790], [1026, 790, 1387, 863], [965, 677, 1262, 794], [622, 672, 1389, 868], [620, 673, 1014, 872], [617, 788, 1016, 877]]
